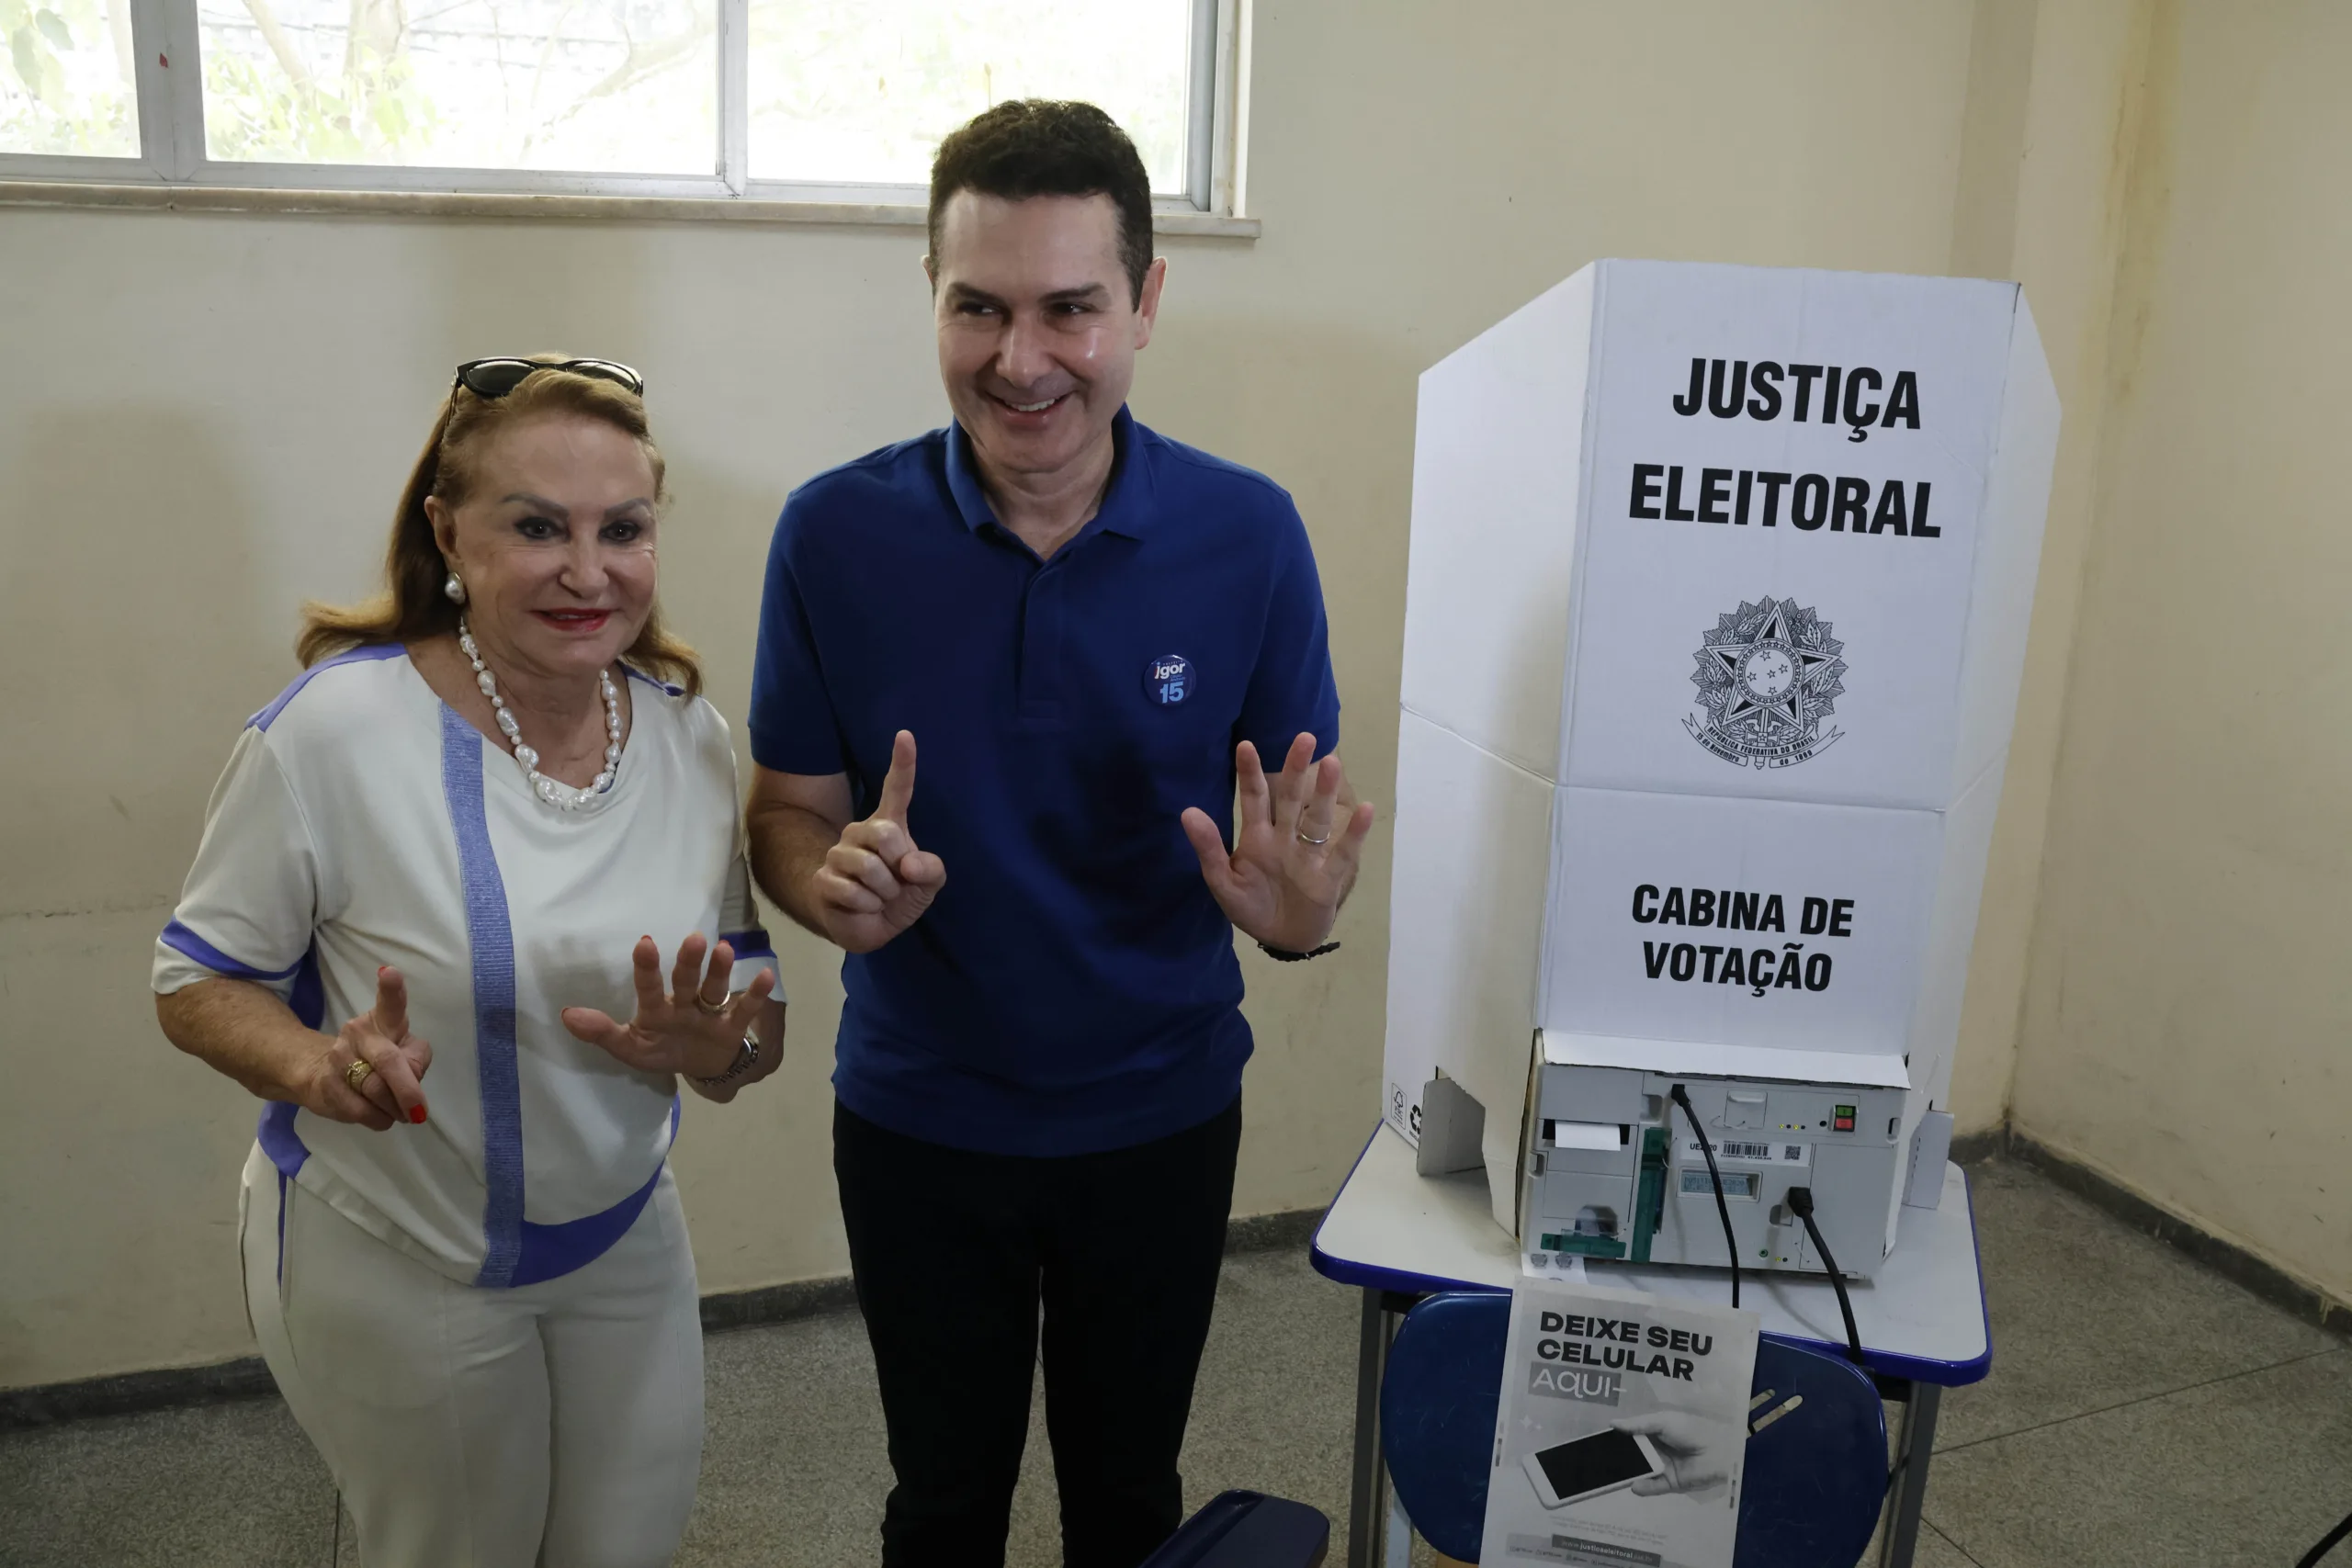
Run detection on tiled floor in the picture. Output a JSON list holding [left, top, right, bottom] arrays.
[[2, 1156, 2346, 1567]]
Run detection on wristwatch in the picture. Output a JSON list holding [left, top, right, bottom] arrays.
[[693, 1033, 761, 1089]]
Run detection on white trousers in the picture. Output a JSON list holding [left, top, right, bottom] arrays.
[[238, 1144, 706, 1568]]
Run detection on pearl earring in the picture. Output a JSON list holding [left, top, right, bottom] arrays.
[[444, 573, 467, 604]]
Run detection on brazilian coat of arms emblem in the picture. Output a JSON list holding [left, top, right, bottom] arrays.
[[1684, 597, 1847, 768]]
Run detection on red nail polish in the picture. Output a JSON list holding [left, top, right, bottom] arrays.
[[410, 1105, 428, 1124]]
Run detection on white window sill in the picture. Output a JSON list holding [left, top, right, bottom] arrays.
[[0, 179, 1262, 237]]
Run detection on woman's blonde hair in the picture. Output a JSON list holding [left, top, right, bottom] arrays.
[[297, 359, 701, 696]]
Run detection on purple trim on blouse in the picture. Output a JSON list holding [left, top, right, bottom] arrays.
[[509, 1100, 680, 1287], [440, 704, 527, 1289], [720, 927, 776, 961], [161, 920, 302, 983], [247, 644, 406, 731], [623, 666, 684, 697]]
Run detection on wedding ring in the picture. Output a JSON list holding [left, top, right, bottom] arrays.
[[1296, 829, 1332, 847], [694, 990, 731, 1017], [345, 1058, 378, 1090]]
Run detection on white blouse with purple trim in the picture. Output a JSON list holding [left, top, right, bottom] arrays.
[[153, 646, 779, 1289]]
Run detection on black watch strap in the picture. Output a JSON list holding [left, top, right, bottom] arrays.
[[1258, 940, 1340, 963]]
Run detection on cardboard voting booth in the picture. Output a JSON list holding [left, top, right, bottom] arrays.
[[1383, 260, 2059, 1276]]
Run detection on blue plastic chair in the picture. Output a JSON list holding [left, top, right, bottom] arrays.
[[1378, 1292, 1888, 1567], [1138, 1489, 1331, 1568]]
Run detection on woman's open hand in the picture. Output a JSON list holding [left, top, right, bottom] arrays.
[[561, 934, 777, 1082]]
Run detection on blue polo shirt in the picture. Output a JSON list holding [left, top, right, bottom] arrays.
[[749, 408, 1340, 1157]]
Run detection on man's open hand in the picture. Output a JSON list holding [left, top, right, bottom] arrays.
[[1181, 733, 1374, 953]]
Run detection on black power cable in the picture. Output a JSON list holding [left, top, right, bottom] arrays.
[[1668, 1085, 1740, 1310], [2299, 1506, 2352, 1567], [1786, 1185, 1865, 1367]]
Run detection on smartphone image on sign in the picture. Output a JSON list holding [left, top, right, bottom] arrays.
[[1521, 1427, 1666, 1509]]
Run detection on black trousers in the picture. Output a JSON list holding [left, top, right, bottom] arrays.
[[833, 1095, 1243, 1568]]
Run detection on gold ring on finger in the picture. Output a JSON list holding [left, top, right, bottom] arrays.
[[694, 991, 730, 1017], [345, 1058, 378, 1090], [1296, 829, 1333, 847]]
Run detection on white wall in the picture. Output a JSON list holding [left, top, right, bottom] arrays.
[[2, 0, 2007, 1388], [1936, 0, 2162, 1133], [2012, 0, 2352, 1305]]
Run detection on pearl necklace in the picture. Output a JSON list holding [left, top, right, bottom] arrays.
[[458, 616, 622, 810]]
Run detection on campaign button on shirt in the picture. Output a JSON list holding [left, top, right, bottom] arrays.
[[1146, 654, 1193, 706]]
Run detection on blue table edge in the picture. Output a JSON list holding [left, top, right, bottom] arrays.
[[1307, 1122, 1994, 1387]]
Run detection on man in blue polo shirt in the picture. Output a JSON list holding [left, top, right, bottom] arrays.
[[746, 99, 1373, 1568]]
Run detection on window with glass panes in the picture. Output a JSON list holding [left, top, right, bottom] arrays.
[[1, 0, 1224, 206]]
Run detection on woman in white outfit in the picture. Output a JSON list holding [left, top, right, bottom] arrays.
[[153, 356, 784, 1568]]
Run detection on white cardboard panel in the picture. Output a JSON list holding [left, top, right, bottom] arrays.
[[1564, 264, 2021, 811], [1380, 710, 1554, 1176], [1541, 785, 1943, 1056], [1876, 751, 2006, 1251], [1903, 751, 2008, 1111], [1397, 267, 1595, 779], [1951, 297, 2063, 790]]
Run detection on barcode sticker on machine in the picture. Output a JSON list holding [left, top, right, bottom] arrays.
[[1682, 1138, 1810, 1167]]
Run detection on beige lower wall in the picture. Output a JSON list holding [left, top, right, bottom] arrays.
[[3, 0, 2081, 1389], [2012, 0, 2352, 1305], [1939, 0, 2158, 1133]]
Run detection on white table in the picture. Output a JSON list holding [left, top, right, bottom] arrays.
[[1308, 1122, 1991, 1568]]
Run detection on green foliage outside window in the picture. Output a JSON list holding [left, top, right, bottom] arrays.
[[199, 18, 441, 163], [1, 0, 136, 156]]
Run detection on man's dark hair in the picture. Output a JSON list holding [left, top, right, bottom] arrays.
[[928, 99, 1154, 306]]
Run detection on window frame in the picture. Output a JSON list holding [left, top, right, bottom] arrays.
[[0, 0, 1243, 217]]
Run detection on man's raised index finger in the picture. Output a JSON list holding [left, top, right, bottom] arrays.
[[874, 729, 918, 825]]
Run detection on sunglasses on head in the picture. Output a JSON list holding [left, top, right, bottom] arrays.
[[454, 357, 645, 400]]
